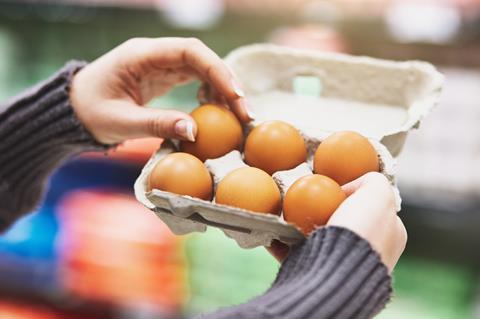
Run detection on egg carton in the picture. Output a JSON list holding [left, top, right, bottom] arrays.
[[134, 44, 443, 249]]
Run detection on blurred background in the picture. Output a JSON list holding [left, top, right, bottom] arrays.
[[0, 0, 479, 318]]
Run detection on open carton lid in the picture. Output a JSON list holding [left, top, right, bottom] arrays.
[[134, 44, 444, 249], [225, 44, 444, 156]]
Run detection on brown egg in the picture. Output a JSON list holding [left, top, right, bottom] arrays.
[[244, 121, 307, 175], [148, 152, 213, 200], [215, 167, 282, 215], [314, 131, 379, 185], [283, 175, 345, 235], [180, 104, 243, 161]]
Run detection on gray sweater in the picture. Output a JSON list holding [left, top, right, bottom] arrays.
[[0, 62, 392, 319]]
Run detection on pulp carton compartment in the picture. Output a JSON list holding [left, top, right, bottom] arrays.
[[134, 44, 444, 249]]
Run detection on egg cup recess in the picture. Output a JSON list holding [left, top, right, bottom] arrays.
[[136, 143, 304, 249], [135, 44, 443, 249]]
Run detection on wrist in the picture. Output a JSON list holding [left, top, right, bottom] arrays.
[[69, 63, 98, 142]]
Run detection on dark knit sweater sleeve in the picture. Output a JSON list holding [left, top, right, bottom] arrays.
[[0, 61, 109, 231], [203, 226, 392, 319]]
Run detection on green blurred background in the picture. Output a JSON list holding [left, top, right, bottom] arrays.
[[0, 1, 479, 318]]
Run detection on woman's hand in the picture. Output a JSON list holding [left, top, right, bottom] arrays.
[[270, 172, 407, 272], [328, 172, 407, 272], [70, 37, 251, 145]]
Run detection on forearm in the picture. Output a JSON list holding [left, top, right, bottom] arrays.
[[0, 61, 109, 230], [202, 226, 391, 319]]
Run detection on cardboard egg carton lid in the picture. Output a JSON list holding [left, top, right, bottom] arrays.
[[135, 44, 443, 249], [225, 44, 444, 156]]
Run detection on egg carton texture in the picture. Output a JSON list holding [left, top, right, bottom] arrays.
[[135, 44, 443, 249], [135, 143, 304, 249]]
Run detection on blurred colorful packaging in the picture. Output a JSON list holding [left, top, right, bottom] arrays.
[[0, 205, 59, 292], [0, 301, 65, 319], [57, 191, 186, 312]]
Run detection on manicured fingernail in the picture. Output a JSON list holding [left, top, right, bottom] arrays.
[[232, 79, 245, 98], [245, 102, 256, 120], [175, 120, 195, 142]]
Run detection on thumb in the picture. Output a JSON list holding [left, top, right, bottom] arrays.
[[99, 99, 198, 142], [340, 174, 367, 197], [137, 107, 197, 141]]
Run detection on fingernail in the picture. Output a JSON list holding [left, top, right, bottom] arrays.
[[175, 120, 195, 142], [245, 102, 256, 120], [232, 78, 245, 98]]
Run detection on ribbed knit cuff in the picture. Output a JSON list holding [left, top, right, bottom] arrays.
[[205, 226, 392, 319], [0, 61, 110, 230]]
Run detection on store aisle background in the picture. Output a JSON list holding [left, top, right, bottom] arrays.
[[0, 0, 479, 318]]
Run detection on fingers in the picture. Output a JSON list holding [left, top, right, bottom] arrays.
[[180, 38, 252, 123], [394, 216, 408, 260], [381, 217, 408, 272], [197, 83, 256, 127], [332, 173, 394, 225], [197, 82, 228, 106], [340, 172, 389, 197], [340, 177, 365, 197], [266, 240, 290, 263], [123, 37, 253, 123], [228, 94, 254, 123]]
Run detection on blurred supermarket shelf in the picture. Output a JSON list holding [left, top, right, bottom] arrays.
[[0, 1, 479, 317], [397, 67, 480, 266], [398, 68, 480, 196], [1, 0, 479, 24], [0, 0, 159, 9], [0, 286, 183, 319], [2, 0, 479, 12]]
